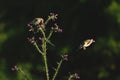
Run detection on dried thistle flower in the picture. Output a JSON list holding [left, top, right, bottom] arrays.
[[51, 23, 62, 32], [48, 13, 58, 21], [11, 66, 19, 71], [33, 18, 44, 25], [69, 73, 80, 79], [27, 37, 36, 45], [72, 73, 80, 79], [61, 54, 68, 61], [27, 18, 45, 32]]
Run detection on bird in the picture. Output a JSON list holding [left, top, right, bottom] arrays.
[[80, 39, 95, 50]]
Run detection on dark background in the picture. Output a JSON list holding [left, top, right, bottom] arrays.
[[0, 0, 120, 80]]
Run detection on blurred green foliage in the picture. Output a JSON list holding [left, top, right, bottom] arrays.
[[0, 0, 120, 80], [107, 1, 120, 23]]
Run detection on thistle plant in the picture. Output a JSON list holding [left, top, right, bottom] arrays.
[[27, 13, 64, 80], [12, 13, 95, 80], [11, 66, 30, 80]]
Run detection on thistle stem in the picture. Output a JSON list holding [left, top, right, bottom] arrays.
[[43, 54, 49, 80], [47, 30, 53, 40], [39, 28, 50, 80], [68, 75, 73, 80], [34, 42, 43, 55], [43, 40, 50, 80], [45, 17, 51, 25], [52, 60, 63, 80], [18, 68, 30, 80]]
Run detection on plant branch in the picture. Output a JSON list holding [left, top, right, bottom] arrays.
[[18, 68, 30, 80], [68, 75, 73, 80], [47, 30, 53, 40], [45, 17, 51, 25], [52, 60, 63, 80], [34, 42, 43, 55], [43, 54, 49, 80], [39, 28, 50, 80]]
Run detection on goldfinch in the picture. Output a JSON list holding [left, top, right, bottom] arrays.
[[80, 39, 95, 50]]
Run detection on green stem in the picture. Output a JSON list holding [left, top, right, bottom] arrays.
[[45, 17, 51, 25], [68, 75, 73, 80], [34, 42, 43, 55], [18, 68, 30, 80], [39, 28, 50, 80], [39, 28, 46, 38], [47, 30, 53, 40], [52, 60, 63, 80], [43, 40, 50, 80], [43, 54, 49, 80]]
